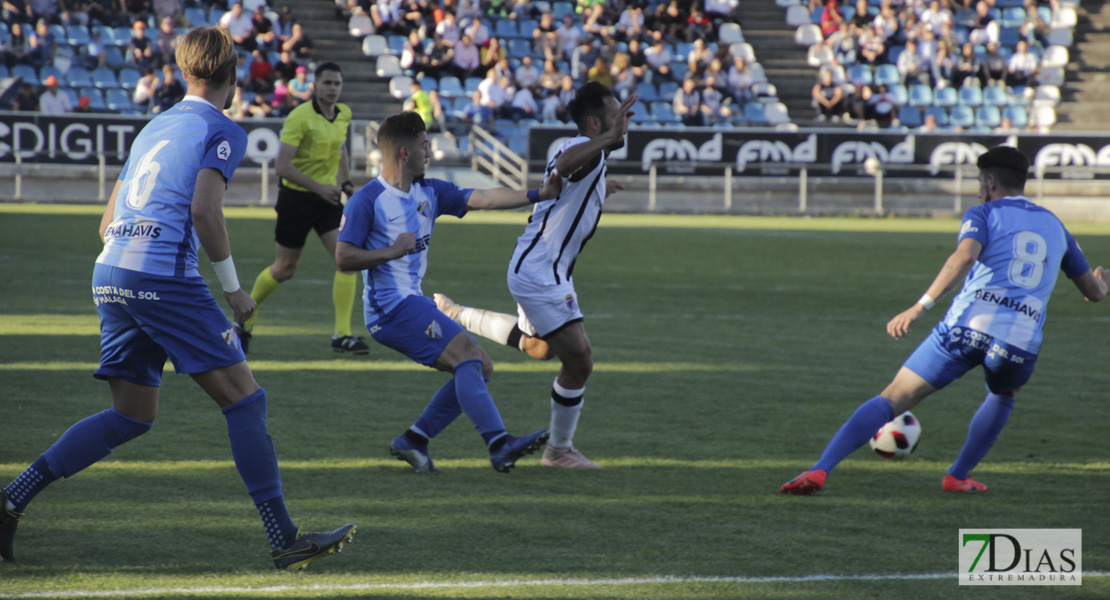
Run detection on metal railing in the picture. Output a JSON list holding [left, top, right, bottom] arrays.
[[469, 126, 527, 191]]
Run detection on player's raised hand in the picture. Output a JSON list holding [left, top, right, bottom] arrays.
[[886, 304, 925, 339], [605, 179, 625, 198], [616, 93, 638, 135], [539, 169, 563, 200], [392, 232, 417, 257], [225, 289, 257, 325]]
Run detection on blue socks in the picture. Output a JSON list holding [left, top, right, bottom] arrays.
[[411, 379, 464, 441], [948, 393, 1015, 480], [452, 359, 507, 448], [5, 408, 152, 513], [813, 396, 895, 473], [222, 388, 296, 549]]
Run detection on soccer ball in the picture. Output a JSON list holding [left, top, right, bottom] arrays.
[[868, 412, 922, 459]]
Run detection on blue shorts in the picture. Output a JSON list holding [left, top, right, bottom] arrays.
[[367, 294, 467, 367], [903, 323, 1037, 395], [93, 264, 245, 386]]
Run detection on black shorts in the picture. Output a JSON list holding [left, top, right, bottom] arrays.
[[273, 186, 344, 249]]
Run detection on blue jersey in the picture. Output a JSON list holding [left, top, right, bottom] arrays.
[[338, 176, 472, 324], [943, 196, 1090, 353], [96, 96, 247, 278]]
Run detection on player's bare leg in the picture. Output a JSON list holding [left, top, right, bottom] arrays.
[[433, 293, 553, 360]]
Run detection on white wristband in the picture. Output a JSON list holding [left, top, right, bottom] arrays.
[[212, 256, 241, 293], [917, 294, 935, 310]]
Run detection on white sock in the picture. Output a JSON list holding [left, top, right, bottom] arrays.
[[457, 307, 518, 346], [550, 380, 585, 448]]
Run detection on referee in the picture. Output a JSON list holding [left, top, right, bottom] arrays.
[[236, 61, 370, 355]]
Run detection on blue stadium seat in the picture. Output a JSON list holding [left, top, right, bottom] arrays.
[[61, 87, 79, 106], [104, 47, 126, 68], [0, 65, 8, 79], [924, 105, 949, 126], [552, 2, 574, 20], [847, 64, 872, 86], [908, 84, 933, 107], [657, 81, 679, 99], [675, 42, 694, 61], [495, 19, 518, 40], [106, 88, 133, 111], [670, 61, 689, 81], [509, 137, 528, 156], [874, 64, 899, 87], [118, 67, 141, 90], [958, 85, 983, 107], [890, 84, 908, 106], [49, 24, 66, 42], [80, 87, 106, 110], [743, 102, 768, 125], [185, 7, 207, 27], [1001, 7, 1026, 27], [40, 65, 65, 85], [66, 66, 93, 88], [92, 25, 115, 45], [508, 39, 531, 59], [976, 105, 1002, 128], [420, 77, 437, 92], [437, 76, 463, 97], [933, 86, 957, 107], [886, 45, 906, 65], [67, 25, 91, 46], [12, 64, 39, 86], [464, 76, 482, 95], [651, 102, 679, 124], [949, 105, 975, 128], [631, 101, 651, 123], [519, 19, 538, 39], [1004, 105, 1028, 127], [999, 27, 1020, 47], [983, 85, 1008, 107], [92, 67, 119, 89], [388, 35, 405, 55], [114, 27, 133, 46], [899, 105, 923, 127], [637, 82, 659, 103]]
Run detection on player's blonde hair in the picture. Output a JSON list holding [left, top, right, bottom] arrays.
[[175, 27, 237, 86]]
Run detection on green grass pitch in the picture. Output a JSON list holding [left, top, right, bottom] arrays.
[[0, 205, 1107, 599]]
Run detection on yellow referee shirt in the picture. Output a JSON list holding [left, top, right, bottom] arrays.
[[279, 99, 352, 192]]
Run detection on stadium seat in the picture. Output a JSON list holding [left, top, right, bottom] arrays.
[[999, 27, 1020, 47], [776, 0, 802, 5], [508, 39, 531, 59], [874, 64, 899, 87], [631, 101, 651, 123], [495, 19, 518, 40], [765, 102, 790, 125], [80, 87, 105, 110], [420, 77, 437, 92], [719, 23, 744, 45], [387, 35, 405, 55], [1046, 27, 1073, 47], [1039, 66, 1065, 86], [743, 102, 768, 125], [637, 82, 659, 103], [650, 102, 679, 124], [1000, 7, 1026, 27], [1032, 84, 1060, 107], [552, 2, 574, 20], [898, 105, 923, 127], [376, 55, 403, 77], [92, 67, 118, 89], [60, 87, 79, 107], [12, 64, 39, 86], [185, 7, 207, 27], [389, 75, 413, 99], [982, 85, 1008, 106], [808, 44, 834, 67], [975, 105, 1002, 128], [908, 84, 933, 107], [932, 86, 957, 107], [0, 65, 8, 79], [729, 42, 755, 62], [40, 65, 64, 85], [670, 61, 689, 81], [106, 88, 132, 111], [924, 105, 949, 126], [437, 76, 463, 97], [463, 76, 482, 95], [658, 81, 679, 98], [349, 13, 374, 37], [847, 64, 872, 86], [1041, 45, 1069, 69], [1030, 105, 1056, 127], [362, 35, 388, 56], [794, 24, 822, 46], [749, 62, 768, 83], [886, 45, 906, 65], [1052, 7, 1077, 28], [518, 19, 538, 39], [66, 66, 92, 88], [117, 67, 141, 90], [66, 25, 90, 46], [890, 84, 908, 106], [949, 105, 975, 128], [104, 47, 126, 68], [958, 85, 983, 107], [786, 5, 813, 26], [1004, 105, 1028, 127], [113, 27, 132, 46], [752, 81, 778, 102]]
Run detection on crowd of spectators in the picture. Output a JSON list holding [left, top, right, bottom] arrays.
[[1, 0, 314, 118], [345, 0, 774, 133], [801, 0, 1072, 131]]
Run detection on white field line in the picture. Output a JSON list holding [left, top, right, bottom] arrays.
[[2, 573, 1108, 599]]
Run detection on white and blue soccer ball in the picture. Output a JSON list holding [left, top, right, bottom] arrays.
[[869, 412, 922, 460]]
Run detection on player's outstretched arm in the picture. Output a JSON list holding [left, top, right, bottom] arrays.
[[887, 238, 981, 339], [553, 93, 637, 179], [466, 174, 563, 210], [1074, 266, 1108, 302], [335, 233, 416, 272]]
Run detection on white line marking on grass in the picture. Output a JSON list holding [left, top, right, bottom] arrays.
[[3, 573, 1108, 598]]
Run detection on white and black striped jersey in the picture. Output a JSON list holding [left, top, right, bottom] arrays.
[[509, 135, 607, 286]]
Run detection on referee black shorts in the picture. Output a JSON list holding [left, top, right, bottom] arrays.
[[273, 185, 344, 249]]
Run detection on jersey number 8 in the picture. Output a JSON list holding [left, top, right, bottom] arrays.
[[1008, 230, 1046, 289]]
